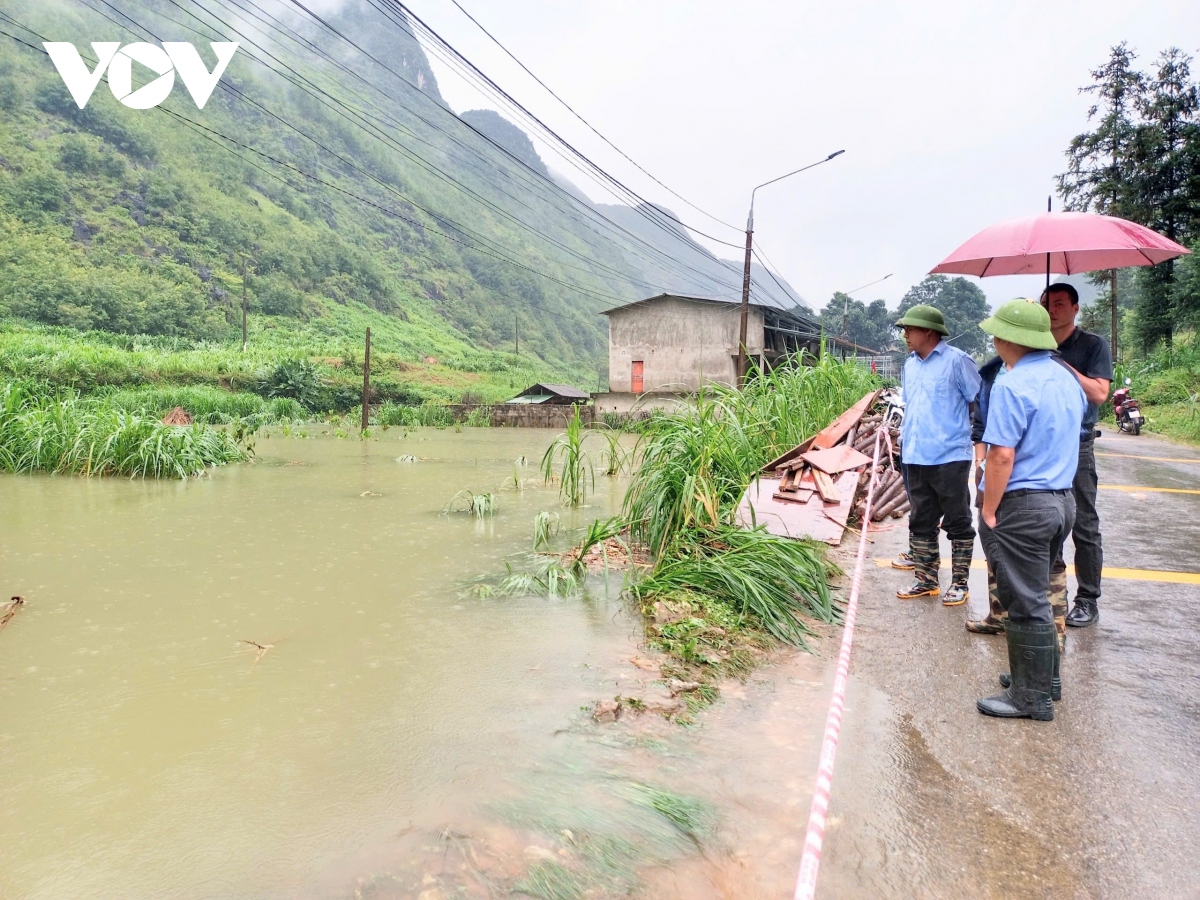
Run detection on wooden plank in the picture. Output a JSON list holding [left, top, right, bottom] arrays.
[[762, 436, 816, 474], [801, 445, 872, 475], [813, 469, 840, 503], [736, 477, 848, 545], [820, 471, 862, 531], [811, 389, 882, 449]]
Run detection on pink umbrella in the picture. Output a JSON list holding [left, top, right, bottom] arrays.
[[931, 211, 1190, 281]]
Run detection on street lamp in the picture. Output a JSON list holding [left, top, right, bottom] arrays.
[[737, 149, 845, 386]]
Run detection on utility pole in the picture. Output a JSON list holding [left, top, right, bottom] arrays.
[[737, 150, 845, 387], [1110, 269, 1119, 362], [361, 327, 371, 432], [240, 258, 248, 353], [515, 317, 519, 355]]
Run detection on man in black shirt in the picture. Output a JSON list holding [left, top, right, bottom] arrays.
[[1042, 284, 1113, 628]]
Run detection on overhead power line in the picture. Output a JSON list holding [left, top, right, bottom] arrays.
[[446, 0, 742, 233]]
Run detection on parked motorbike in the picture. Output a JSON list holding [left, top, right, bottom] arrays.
[[1112, 377, 1143, 435]]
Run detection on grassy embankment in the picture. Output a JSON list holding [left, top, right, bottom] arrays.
[[531, 357, 880, 714], [0, 310, 595, 424], [1115, 336, 1200, 443]]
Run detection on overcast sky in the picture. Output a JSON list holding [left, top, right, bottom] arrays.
[[403, 0, 1197, 312]]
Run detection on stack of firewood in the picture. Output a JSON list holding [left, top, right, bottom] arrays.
[[849, 407, 909, 523]]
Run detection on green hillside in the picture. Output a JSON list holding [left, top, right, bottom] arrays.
[[0, 0, 807, 411]]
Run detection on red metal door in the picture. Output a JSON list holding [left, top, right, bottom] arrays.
[[631, 360, 644, 394]]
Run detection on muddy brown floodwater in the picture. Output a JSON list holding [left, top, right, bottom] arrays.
[[0, 427, 838, 899]]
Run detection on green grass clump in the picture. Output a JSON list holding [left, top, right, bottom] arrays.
[[99, 384, 303, 423], [627, 784, 713, 840], [442, 490, 497, 518], [634, 526, 837, 647], [377, 401, 454, 427], [0, 382, 245, 478], [540, 405, 594, 507], [513, 862, 586, 900]]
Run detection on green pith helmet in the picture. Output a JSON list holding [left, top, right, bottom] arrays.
[[894, 304, 949, 336], [979, 298, 1058, 350]]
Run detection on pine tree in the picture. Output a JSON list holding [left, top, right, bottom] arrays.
[[1129, 49, 1200, 348], [1056, 43, 1144, 360]]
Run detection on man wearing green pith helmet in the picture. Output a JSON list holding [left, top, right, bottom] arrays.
[[894, 304, 981, 607], [975, 299, 1085, 721]]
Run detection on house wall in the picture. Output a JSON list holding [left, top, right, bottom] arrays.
[[606, 298, 764, 393]]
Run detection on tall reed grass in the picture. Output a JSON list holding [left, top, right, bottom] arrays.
[[377, 402, 455, 427], [99, 385, 304, 424], [0, 382, 246, 478], [623, 356, 877, 556], [617, 357, 875, 646]]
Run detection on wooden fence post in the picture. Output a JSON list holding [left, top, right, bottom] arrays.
[[361, 327, 371, 431]]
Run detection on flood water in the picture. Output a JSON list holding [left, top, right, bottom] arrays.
[[0, 428, 658, 898]]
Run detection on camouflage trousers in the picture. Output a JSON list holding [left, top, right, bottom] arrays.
[[982, 561, 1068, 649]]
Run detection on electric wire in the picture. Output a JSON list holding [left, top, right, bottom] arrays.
[[82, 0, 730, 302], [445, 0, 742, 232], [125, 0, 778, 304], [8, 5, 802, 322]]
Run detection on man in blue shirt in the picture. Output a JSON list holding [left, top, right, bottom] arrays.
[[976, 300, 1086, 722], [895, 305, 982, 606]]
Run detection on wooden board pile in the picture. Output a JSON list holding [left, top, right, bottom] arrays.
[[736, 389, 908, 545]]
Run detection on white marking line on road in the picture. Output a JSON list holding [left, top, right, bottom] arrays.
[[1099, 484, 1200, 495], [1096, 453, 1200, 464], [873, 558, 1200, 585]]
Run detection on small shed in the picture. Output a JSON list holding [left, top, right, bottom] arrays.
[[506, 383, 591, 405]]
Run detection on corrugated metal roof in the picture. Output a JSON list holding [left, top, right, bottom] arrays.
[[599, 293, 820, 334], [515, 383, 590, 400]]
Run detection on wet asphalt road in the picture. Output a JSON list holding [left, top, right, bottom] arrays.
[[816, 427, 1200, 899]]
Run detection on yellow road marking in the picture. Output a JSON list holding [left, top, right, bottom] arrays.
[[1097, 453, 1200, 464], [1099, 484, 1200, 495], [873, 557, 1200, 585]]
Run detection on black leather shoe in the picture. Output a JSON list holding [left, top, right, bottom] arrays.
[[1066, 598, 1099, 628]]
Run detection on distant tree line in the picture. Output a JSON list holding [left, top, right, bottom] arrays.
[[1058, 43, 1200, 353], [820, 275, 990, 358]]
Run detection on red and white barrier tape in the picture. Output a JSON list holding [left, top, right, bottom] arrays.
[[793, 426, 885, 900]]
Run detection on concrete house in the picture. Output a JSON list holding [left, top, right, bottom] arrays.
[[593, 293, 821, 414]]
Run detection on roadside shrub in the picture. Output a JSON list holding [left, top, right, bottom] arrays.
[[255, 358, 327, 410]]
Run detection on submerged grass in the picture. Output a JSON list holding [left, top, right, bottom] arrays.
[[541, 405, 594, 507], [443, 490, 497, 518], [0, 382, 245, 478]]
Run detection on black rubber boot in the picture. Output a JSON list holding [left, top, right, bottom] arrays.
[[977, 621, 1056, 720], [999, 635, 1061, 701], [1066, 597, 1099, 628]]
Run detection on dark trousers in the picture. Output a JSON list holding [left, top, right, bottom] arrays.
[[906, 461, 975, 543], [1052, 439, 1102, 602], [979, 491, 1076, 624]]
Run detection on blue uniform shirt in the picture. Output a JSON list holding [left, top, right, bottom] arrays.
[[900, 340, 981, 466], [981, 351, 1086, 492]]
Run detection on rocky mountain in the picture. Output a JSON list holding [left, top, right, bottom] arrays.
[[0, 0, 809, 375]]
